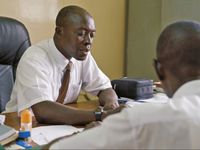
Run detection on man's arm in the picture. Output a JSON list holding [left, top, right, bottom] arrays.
[[31, 101, 96, 125], [98, 88, 119, 110], [41, 106, 128, 149]]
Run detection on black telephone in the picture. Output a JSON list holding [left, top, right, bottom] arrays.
[[111, 77, 153, 100]]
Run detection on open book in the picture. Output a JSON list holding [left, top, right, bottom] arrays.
[[31, 125, 84, 145], [0, 124, 18, 145]]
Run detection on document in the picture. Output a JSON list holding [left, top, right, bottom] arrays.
[[0, 124, 18, 145], [31, 125, 84, 145], [126, 93, 169, 107], [0, 115, 5, 124]]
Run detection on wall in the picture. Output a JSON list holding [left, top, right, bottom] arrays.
[[0, 0, 125, 80], [161, 0, 200, 28], [0, 0, 59, 43], [126, 0, 200, 81], [126, 0, 161, 80]]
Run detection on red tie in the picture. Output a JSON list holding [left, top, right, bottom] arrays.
[[56, 61, 72, 104]]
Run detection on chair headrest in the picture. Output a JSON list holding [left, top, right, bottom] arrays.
[[0, 16, 31, 65]]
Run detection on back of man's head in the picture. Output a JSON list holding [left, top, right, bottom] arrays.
[[155, 20, 200, 97]]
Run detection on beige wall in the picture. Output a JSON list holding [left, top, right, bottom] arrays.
[[0, 0, 125, 80], [126, 0, 161, 80], [126, 0, 200, 81], [161, 0, 200, 28]]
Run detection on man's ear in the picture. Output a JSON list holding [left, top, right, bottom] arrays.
[[153, 59, 164, 81], [55, 26, 63, 35]]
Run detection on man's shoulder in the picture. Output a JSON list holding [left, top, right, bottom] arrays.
[[18, 39, 52, 69], [24, 39, 52, 59], [32, 39, 52, 52], [124, 101, 178, 125]]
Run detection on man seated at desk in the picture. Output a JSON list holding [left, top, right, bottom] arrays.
[[43, 20, 200, 149], [5, 5, 123, 125]]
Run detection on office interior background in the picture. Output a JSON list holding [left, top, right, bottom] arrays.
[[1, 0, 200, 87]]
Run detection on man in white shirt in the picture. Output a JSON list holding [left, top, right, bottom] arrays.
[[5, 5, 121, 125], [45, 20, 200, 149]]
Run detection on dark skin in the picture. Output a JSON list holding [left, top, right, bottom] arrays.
[[154, 21, 200, 98], [31, 6, 120, 125]]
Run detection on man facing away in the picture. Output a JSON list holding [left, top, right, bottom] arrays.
[[45, 20, 200, 149], [5, 5, 122, 125]]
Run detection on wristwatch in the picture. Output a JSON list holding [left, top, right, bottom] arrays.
[[94, 106, 104, 121]]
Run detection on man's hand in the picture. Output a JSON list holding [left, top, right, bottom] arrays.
[[103, 100, 119, 110], [102, 104, 126, 120], [84, 104, 126, 130], [98, 88, 119, 110]]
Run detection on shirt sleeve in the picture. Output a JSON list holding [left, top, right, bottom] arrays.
[[15, 50, 54, 112], [50, 108, 134, 149], [81, 52, 112, 95]]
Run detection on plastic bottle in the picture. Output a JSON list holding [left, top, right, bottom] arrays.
[[20, 109, 32, 131], [17, 109, 32, 148]]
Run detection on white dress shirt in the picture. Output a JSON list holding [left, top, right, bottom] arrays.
[[50, 80, 200, 149], [5, 39, 111, 112]]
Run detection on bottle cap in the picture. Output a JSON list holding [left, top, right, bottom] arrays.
[[21, 109, 32, 123], [18, 131, 31, 138]]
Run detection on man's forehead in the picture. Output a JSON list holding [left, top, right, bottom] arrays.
[[66, 14, 96, 31]]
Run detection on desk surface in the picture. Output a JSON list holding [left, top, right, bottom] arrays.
[[4, 101, 99, 130]]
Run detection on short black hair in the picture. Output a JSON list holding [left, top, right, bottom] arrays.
[[56, 5, 91, 27], [156, 20, 200, 75]]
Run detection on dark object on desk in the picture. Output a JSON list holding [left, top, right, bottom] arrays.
[[0, 16, 31, 112], [111, 78, 153, 100], [118, 98, 129, 104]]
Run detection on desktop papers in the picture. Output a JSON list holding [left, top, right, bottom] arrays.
[[0, 115, 18, 146], [0, 124, 18, 145], [0, 115, 5, 124], [31, 125, 84, 145], [126, 93, 169, 107]]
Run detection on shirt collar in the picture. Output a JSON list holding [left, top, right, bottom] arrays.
[[173, 79, 200, 99], [48, 39, 76, 71]]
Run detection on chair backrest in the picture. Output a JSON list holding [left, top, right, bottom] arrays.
[[0, 16, 31, 112]]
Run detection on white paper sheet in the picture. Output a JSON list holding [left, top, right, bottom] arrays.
[[0, 115, 5, 124], [31, 125, 84, 145], [126, 93, 169, 107]]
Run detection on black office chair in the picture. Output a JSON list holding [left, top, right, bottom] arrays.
[[0, 16, 31, 112]]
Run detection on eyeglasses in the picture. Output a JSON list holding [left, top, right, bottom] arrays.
[[153, 58, 159, 69], [153, 58, 164, 81]]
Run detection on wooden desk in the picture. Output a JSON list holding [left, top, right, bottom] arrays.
[[4, 100, 99, 130], [1, 101, 98, 147]]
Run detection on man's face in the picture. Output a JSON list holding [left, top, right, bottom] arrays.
[[59, 14, 96, 60]]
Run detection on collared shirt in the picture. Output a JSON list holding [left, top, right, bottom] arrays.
[[5, 39, 111, 112], [50, 80, 200, 149]]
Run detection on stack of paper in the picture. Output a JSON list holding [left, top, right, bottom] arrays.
[[31, 125, 83, 145], [0, 124, 18, 145], [0, 115, 5, 124], [126, 93, 169, 107]]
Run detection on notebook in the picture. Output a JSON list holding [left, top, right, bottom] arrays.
[[31, 125, 83, 145], [0, 124, 18, 145]]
